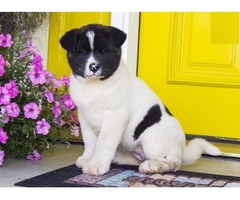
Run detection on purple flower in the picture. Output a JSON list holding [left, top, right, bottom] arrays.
[[0, 128, 8, 144], [0, 86, 10, 105], [23, 102, 40, 119], [52, 101, 61, 118], [4, 102, 20, 118], [26, 150, 42, 161], [0, 54, 5, 77], [5, 80, 19, 99], [0, 34, 13, 48], [59, 76, 70, 87], [45, 71, 61, 88], [36, 118, 50, 135], [31, 54, 43, 70], [44, 90, 54, 103], [0, 150, 5, 166], [62, 94, 75, 110], [28, 68, 47, 85]]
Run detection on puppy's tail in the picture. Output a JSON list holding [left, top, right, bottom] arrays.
[[182, 138, 222, 165]]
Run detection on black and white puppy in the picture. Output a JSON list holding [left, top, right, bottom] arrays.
[[60, 24, 221, 175]]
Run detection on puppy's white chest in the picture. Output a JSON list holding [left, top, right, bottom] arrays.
[[70, 74, 126, 131], [71, 88, 104, 129]]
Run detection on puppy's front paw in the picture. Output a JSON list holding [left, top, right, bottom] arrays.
[[139, 160, 160, 174], [82, 160, 110, 175], [75, 156, 90, 169]]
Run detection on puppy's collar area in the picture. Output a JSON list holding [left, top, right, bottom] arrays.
[[85, 74, 104, 79], [73, 73, 104, 82]]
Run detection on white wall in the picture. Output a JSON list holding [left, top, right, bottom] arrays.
[[111, 12, 139, 75], [32, 21, 49, 69]]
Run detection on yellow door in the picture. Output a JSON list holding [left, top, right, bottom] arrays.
[[138, 12, 240, 140], [47, 12, 110, 78]]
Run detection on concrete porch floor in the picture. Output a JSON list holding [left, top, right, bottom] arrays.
[[0, 143, 240, 187]]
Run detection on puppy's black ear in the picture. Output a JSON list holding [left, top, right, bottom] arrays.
[[107, 26, 127, 49], [59, 29, 79, 51]]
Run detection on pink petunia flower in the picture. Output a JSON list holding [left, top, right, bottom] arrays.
[[0, 34, 14, 48], [0, 54, 5, 77], [5, 80, 19, 99], [23, 102, 40, 120], [26, 150, 42, 161], [4, 102, 20, 118], [31, 54, 43, 70], [62, 94, 75, 110], [0, 150, 5, 166], [52, 101, 61, 118], [45, 71, 61, 89], [0, 128, 8, 144], [28, 68, 47, 85], [36, 118, 50, 135], [44, 90, 54, 103], [0, 86, 11, 105], [59, 76, 70, 87]]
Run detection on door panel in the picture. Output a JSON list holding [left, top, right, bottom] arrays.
[[168, 13, 240, 88], [47, 12, 110, 78], [138, 12, 240, 140]]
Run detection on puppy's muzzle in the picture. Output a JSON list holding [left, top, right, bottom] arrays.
[[89, 63, 100, 73]]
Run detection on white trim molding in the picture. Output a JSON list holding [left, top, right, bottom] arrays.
[[33, 17, 49, 70], [111, 12, 140, 75]]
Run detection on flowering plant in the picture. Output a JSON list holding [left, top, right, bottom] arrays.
[[0, 31, 79, 165]]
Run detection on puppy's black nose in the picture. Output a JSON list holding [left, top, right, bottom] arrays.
[[89, 63, 100, 73]]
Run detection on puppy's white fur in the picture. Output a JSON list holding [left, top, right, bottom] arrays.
[[70, 60, 221, 175], [86, 31, 95, 50]]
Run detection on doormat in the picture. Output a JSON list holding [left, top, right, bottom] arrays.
[[14, 164, 240, 187]]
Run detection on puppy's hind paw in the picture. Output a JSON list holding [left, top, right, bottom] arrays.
[[139, 160, 179, 174]]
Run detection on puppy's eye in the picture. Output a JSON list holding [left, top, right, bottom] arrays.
[[100, 49, 109, 54], [78, 49, 87, 54]]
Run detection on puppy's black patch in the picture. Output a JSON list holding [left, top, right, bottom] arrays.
[[134, 104, 162, 140]]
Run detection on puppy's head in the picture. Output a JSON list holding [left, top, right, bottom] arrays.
[[60, 24, 127, 80]]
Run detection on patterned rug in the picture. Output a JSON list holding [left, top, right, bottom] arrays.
[[15, 163, 240, 187]]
